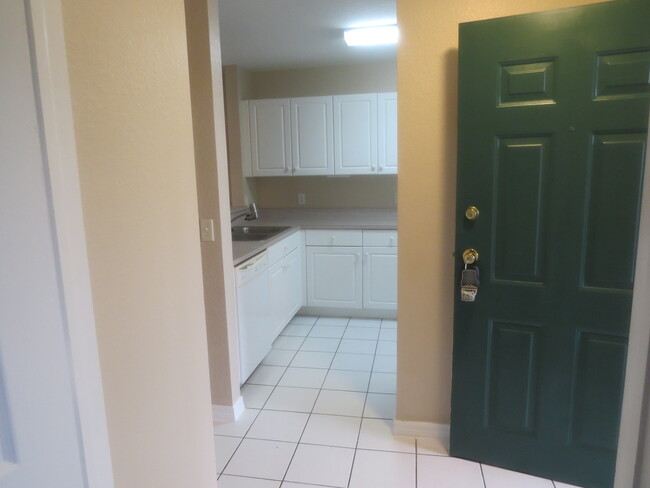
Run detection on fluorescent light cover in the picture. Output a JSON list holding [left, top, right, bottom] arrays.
[[344, 25, 398, 47]]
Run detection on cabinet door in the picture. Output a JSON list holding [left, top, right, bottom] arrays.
[[291, 96, 334, 175], [333, 94, 378, 175], [363, 247, 397, 310], [269, 249, 303, 339], [306, 246, 362, 308], [249, 99, 292, 176], [239, 100, 252, 177], [283, 248, 302, 321], [268, 259, 287, 339], [378, 92, 398, 174]]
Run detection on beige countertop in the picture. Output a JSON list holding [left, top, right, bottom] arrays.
[[232, 207, 397, 266]]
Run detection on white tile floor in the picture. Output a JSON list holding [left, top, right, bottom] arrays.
[[214, 315, 584, 488]]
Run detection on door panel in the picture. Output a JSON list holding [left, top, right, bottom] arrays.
[[583, 132, 646, 289], [486, 322, 540, 436], [570, 332, 627, 451], [494, 136, 549, 283], [451, 2, 650, 487]]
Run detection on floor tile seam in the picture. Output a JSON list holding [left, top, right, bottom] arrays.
[[216, 428, 248, 480], [241, 435, 303, 445], [479, 462, 488, 488], [218, 472, 292, 483], [295, 440, 358, 450], [280, 315, 345, 486], [339, 337, 380, 343], [353, 446, 416, 455], [345, 334, 382, 488], [415, 451, 451, 458], [415, 438, 418, 488], [262, 407, 365, 418]]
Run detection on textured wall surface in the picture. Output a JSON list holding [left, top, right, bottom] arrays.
[[61, 1, 217, 486], [185, 0, 242, 409], [396, 0, 608, 424]]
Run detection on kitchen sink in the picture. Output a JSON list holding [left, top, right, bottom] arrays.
[[231, 225, 291, 242]]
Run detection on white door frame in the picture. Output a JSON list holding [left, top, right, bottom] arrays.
[[614, 114, 650, 488], [25, 1, 114, 486]]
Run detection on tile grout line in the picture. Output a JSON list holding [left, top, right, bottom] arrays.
[[279, 315, 351, 487], [346, 321, 383, 488], [220, 318, 316, 481], [479, 463, 487, 488], [415, 438, 418, 488]]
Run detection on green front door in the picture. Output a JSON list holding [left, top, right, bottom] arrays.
[[451, 2, 650, 487]]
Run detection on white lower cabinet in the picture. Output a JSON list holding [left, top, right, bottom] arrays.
[[269, 248, 302, 338], [306, 246, 363, 309], [363, 247, 397, 309], [267, 232, 303, 339], [304, 229, 397, 312]]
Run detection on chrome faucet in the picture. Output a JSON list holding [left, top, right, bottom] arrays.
[[231, 203, 259, 223]]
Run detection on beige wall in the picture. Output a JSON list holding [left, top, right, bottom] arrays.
[[61, 1, 217, 487], [240, 61, 398, 209], [223, 66, 258, 206], [185, 0, 241, 408], [249, 61, 396, 99], [255, 175, 397, 209], [396, 0, 607, 424]]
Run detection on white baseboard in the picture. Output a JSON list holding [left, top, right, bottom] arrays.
[[298, 306, 397, 320], [393, 420, 450, 440], [212, 396, 245, 425]]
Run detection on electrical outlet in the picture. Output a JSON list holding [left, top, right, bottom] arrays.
[[200, 219, 215, 242], [298, 193, 306, 205]]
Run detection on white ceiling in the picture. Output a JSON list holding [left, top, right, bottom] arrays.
[[218, 0, 397, 71]]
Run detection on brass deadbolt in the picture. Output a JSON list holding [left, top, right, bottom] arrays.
[[465, 206, 480, 221]]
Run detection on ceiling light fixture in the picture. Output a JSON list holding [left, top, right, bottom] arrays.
[[343, 25, 398, 47]]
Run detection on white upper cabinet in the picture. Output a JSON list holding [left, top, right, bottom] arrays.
[[333, 93, 378, 175], [242, 92, 396, 177], [291, 97, 334, 175], [378, 92, 398, 174], [240, 101, 252, 177], [249, 98, 292, 176]]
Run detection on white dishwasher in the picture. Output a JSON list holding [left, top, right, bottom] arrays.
[[235, 251, 272, 384]]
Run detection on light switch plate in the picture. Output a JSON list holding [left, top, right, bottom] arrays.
[[200, 219, 215, 242]]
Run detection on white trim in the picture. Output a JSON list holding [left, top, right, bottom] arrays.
[[299, 306, 397, 320], [212, 396, 245, 425], [27, 1, 114, 487], [393, 420, 450, 444], [614, 113, 650, 488]]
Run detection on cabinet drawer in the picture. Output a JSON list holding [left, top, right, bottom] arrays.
[[267, 231, 300, 265], [305, 229, 362, 247], [363, 230, 398, 247]]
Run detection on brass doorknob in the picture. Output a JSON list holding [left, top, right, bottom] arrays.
[[462, 249, 479, 265], [465, 206, 479, 221]]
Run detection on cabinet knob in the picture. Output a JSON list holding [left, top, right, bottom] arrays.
[[378, 166, 383, 172]]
